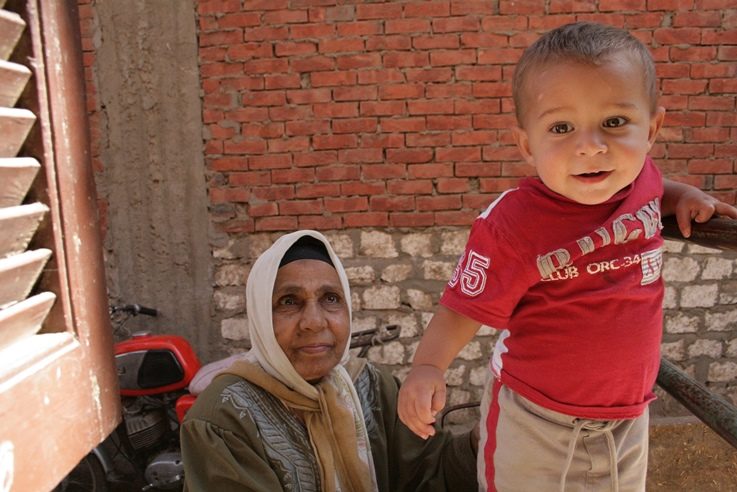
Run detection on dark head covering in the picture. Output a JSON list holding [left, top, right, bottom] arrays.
[[279, 235, 335, 268]]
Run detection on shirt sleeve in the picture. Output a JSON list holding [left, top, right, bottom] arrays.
[[441, 215, 533, 328], [181, 418, 285, 492]]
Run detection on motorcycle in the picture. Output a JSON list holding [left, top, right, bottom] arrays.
[[55, 303, 400, 491]]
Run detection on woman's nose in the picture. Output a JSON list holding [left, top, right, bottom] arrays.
[[298, 300, 327, 331], [576, 129, 608, 156]]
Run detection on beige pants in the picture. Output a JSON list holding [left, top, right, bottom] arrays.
[[478, 379, 649, 492]]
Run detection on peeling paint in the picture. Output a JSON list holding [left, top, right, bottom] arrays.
[[89, 372, 104, 434], [0, 441, 14, 492]]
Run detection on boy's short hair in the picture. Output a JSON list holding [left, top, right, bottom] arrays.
[[512, 22, 658, 125]]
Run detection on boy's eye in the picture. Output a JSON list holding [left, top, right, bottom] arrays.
[[549, 123, 572, 134], [603, 116, 628, 128]]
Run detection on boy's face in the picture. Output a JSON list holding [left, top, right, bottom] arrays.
[[512, 53, 665, 205]]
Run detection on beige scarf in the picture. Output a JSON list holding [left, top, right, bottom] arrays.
[[237, 230, 378, 492]]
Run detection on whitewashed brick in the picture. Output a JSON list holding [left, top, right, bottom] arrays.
[[381, 264, 413, 283], [681, 283, 718, 308], [406, 288, 434, 311], [360, 231, 397, 258], [213, 290, 246, 311], [440, 231, 469, 256], [325, 233, 353, 258], [400, 233, 434, 258], [687, 339, 723, 358], [661, 340, 686, 361], [663, 257, 700, 282], [478, 325, 497, 336], [213, 237, 247, 259], [446, 365, 466, 386], [248, 234, 275, 259], [351, 316, 377, 333], [702, 257, 733, 280], [423, 260, 455, 281], [664, 312, 700, 334], [663, 240, 685, 254], [362, 285, 401, 309], [663, 286, 677, 309], [728, 338, 737, 357], [385, 313, 421, 338], [688, 244, 723, 254], [379, 341, 406, 365], [345, 265, 376, 285], [214, 263, 249, 286], [221, 317, 249, 341], [707, 361, 737, 382], [458, 341, 483, 360], [705, 309, 737, 332], [447, 388, 472, 406], [470, 366, 490, 386], [351, 291, 361, 311]]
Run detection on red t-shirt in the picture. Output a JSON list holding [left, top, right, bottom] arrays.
[[441, 158, 664, 419]]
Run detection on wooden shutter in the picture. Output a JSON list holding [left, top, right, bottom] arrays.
[[0, 2, 120, 491]]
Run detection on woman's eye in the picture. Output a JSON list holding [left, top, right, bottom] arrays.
[[324, 293, 340, 304], [278, 295, 298, 306], [550, 123, 572, 134], [603, 116, 627, 128]]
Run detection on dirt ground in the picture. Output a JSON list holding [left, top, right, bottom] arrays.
[[648, 420, 737, 491]]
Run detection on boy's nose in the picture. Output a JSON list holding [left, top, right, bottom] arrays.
[[298, 301, 327, 331], [575, 129, 608, 156]]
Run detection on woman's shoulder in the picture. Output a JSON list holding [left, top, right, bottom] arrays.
[[184, 373, 264, 425]]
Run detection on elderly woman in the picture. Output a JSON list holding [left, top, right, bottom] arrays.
[[181, 230, 478, 492]]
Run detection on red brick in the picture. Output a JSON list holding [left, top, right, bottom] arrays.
[[456, 161, 502, 177], [294, 150, 338, 167], [549, 0, 597, 13], [291, 56, 336, 73], [427, 84, 473, 98], [460, 33, 509, 48], [417, 195, 462, 211], [480, 177, 524, 192], [249, 153, 292, 169], [710, 78, 737, 93], [319, 38, 365, 53], [222, 220, 255, 233], [380, 117, 426, 132], [201, 62, 244, 78], [383, 51, 430, 68], [337, 53, 383, 70], [670, 46, 718, 62], [243, 122, 284, 138], [336, 21, 382, 36], [249, 201, 279, 217], [343, 212, 389, 227], [313, 134, 358, 149], [339, 148, 384, 163], [656, 63, 691, 79], [316, 165, 361, 181], [451, 1, 496, 14], [456, 66, 503, 81], [715, 175, 737, 190], [314, 102, 359, 118], [463, 193, 494, 210], [404, 2, 451, 17], [432, 17, 480, 33], [209, 157, 247, 172], [341, 182, 386, 195], [436, 146, 481, 162], [715, 143, 737, 158], [702, 29, 737, 45], [242, 91, 287, 106], [272, 168, 315, 185], [662, 79, 709, 95], [358, 69, 405, 85], [413, 34, 460, 50], [360, 134, 405, 148], [405, 67, 454, 82], [268, 137, 310, 153], [663, 112, 707, 127], [360, 101, 406, 117], [200, 30, 243, 47], [275, 41, 317, 57], [208, 123, 236, 139], [296, 183, 340, 198], [430, 49, 477, 66], [269, 105, 313, 121], [478, 48, 524, 64], [687, 159, 733, 174], [201, 46, 228, 62], [230, 171, 271, 186], [389, 212, 436, 227], [691, 127, 731, 142], [330, 118, 376, 134], [220, 76, 265, 91], [218, 12, 261, 28], [427, 115, 473, 130], [387, 148, 434, 163], [244, 26, 290, 42], [386, 18, 432, 34], [408, 99, 453, 115], [279, 199, 324, 215], [406, 133, 451, 147], [290, 23, 335, 38], [452, 131, 497, 146], [668, 143, 716, 158], [387, 179, 434, 194], [473, 114, 516, 129], [362, 164, 407, 179], [251, 185, 296, 201], [255, 216, 298, 232], [263, 9, 309, 24], [356, 3, 403, 20], [286, 120, 330, 136], [706, 111, 737, 126], [379, 84, 425, 100], [370, 195, 416, 211], [673, 11, 722, 27], [325, 197, 369, 212], [224, 139, 267, 154], [298, 215, 343, 230], [718, 46, 737, 61], [437, 178, 470, 193], [265, 74, 302, 89], [334, 86, 378, 101], [311, 71, 358, 87], [501, 161, 535, 176], [647, 0, 693, 9], [408, 163, 454, 179]]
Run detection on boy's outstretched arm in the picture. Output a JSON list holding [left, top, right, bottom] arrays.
[[398, 305, 480, 439], [662, 178, 737, 238]]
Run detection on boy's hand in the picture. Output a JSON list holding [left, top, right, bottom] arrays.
[[397, 364, 447, 439], [672, 188, 737, 238]]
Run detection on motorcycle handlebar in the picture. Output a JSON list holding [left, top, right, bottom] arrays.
[[113, 304, 159, 317]]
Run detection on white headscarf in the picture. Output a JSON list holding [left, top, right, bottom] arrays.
[[238, 230, 377, 492]]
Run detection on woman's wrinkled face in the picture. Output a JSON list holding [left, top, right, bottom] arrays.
[[272, 259, 350, 383]]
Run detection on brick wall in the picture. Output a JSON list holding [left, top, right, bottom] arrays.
[[197, 1, 737, 234]]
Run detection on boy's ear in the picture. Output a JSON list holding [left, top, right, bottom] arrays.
[[648, 106, 666, 148], [512, 126, 534, 165]]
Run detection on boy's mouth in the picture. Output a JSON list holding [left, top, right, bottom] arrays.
[[573, 170, 612, 182]]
